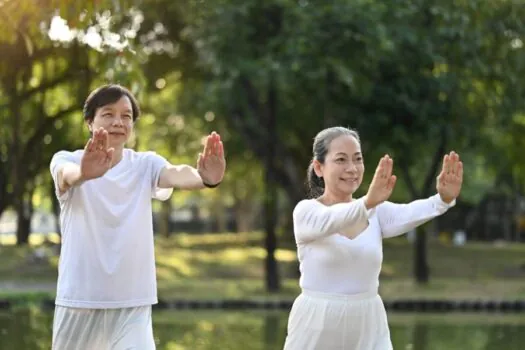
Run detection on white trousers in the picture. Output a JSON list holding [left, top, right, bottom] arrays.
[[52, 305, 156, 350], [283, 289, 393, 350]]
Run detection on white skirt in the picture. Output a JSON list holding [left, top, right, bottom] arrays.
[[283, 289, 393, 350], [52, 305, 156, 350]]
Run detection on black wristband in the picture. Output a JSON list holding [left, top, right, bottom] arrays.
[[203, 181, 221, 188]]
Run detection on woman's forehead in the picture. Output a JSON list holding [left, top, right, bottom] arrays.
[[328, 135, 361, 154]]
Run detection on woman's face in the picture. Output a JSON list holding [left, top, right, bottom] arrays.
[[314, 135, 364, 199]]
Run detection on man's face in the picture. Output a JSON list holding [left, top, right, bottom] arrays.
[[88, 96, 134, 148]]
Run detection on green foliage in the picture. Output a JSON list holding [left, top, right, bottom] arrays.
[[154, 0, 525, 203]]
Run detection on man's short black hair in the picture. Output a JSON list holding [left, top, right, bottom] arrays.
[[83, 84, 141, 122]]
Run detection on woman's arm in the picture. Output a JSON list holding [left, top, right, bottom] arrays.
[[293, 198, 371, 243], [377, 194, 455, 239]]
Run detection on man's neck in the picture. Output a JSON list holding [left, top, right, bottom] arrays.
[[111, 147, 124, 168]]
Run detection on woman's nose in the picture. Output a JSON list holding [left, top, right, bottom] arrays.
[[346, 162, 357, 172]]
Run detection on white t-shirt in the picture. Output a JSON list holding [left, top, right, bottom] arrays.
[[292, 194, 455, 295], [49, 148, 173, 309]]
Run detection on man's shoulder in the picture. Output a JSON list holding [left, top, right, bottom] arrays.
[[124, 149, 167, 163], [51, 149, 84, 163]]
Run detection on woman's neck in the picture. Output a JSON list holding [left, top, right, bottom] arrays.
[[318, 192, 353, 206]]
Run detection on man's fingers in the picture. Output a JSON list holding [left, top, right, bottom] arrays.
[[207, 136, 215, 157], [106, 148, 114, 162], [197, 153, 205, 169], [102, 130, 109, 151], [85, 138, 94, 152], [202, 136, 210, 156], [218, 141, 224, 158]]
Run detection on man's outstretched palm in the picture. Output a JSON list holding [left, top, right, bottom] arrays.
[[197, 131, 226, 186], [81, 127, 115, 180]]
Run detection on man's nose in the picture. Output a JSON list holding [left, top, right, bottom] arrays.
[[112, 115, 124, 126]]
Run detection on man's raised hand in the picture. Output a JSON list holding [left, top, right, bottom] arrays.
[[80, 127, 114, 181]]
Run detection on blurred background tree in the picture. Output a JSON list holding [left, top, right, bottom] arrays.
[[1, 0, 525, 291]]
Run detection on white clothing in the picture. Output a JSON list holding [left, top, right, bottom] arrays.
[[283, 290, 392, 350], [284, 194, 455, 349], [52, 305, 155, 350], [50, 148, 172, 309], [292, 194, 455, 295]]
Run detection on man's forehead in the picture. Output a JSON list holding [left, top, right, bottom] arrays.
[[100, 98, 132, 111]]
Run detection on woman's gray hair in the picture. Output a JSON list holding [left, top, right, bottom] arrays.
[[306, 127, 360, 198]]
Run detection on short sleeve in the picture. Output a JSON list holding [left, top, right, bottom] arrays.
[[49, 151, 78, 202], [146, 152, 173, 201]]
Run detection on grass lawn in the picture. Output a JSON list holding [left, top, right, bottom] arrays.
[[1, 232, 525, 301]]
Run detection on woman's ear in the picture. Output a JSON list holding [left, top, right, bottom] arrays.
[[313, 159, 323, 178]]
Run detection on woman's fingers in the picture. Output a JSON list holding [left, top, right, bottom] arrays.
[[456, 160, 463, 180], [385, 156, 393, 178], [442, 154, 449, 174], [387, 175, 397, 190]]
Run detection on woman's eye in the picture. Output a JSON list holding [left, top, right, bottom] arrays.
[[356, 157, 363, 162]]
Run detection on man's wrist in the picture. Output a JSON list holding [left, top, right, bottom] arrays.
[[203, 181, 221, 188]]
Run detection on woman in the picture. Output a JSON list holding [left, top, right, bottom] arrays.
[[283, 126, 463, 350]]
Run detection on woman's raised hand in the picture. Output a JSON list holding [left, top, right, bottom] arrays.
[[364, 155, 397, 209]]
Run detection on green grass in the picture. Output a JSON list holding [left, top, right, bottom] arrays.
[[1, 232, 525, 301]]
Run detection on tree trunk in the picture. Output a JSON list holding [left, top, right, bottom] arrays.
[[413, 226, 428, 283], [16, 187, 35, 245], [400, 126, 447, 284], [50, 180, 61, 235], [159, 199, 172, 237], [264, 75, 280, 292]]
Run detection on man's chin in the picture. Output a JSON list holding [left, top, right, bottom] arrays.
[[108, 140, 127, 149]]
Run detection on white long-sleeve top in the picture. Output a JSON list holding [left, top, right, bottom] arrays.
[[292, 194, 455, 295]]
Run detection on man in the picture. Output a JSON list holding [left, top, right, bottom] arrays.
[[49, 84, 226, 349]]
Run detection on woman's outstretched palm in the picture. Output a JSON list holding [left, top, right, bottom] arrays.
[[81, 128, 115, 180], [365, 155, 397, 208], [197, 131, 226, 186], [436, 151, 463, 204]]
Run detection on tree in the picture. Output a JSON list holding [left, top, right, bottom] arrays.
[[155, 0, 525, 285]]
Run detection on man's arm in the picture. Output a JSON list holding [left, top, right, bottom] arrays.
[[157, 164, 206, 190], [57, 163, 86, 195]]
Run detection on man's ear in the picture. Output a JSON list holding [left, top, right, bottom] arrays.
[[313, 159, 323, 178], [87, 120, 93, 136]]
